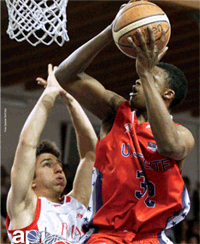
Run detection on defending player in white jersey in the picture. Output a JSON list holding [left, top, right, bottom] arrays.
[[6, 64, 97, 244]]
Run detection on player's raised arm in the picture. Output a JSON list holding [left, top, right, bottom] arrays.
[[54, 0, 142, 89], [54, 21, 125, 120], [128, 27, 194, 165], [37, 68, 97, 208], [7, 64, 65, 226], [60, 92, 97, 207]]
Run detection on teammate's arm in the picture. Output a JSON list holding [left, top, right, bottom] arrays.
[[60, 92, 97, 207], [7, 64, 65, 223], [128, 27, 194, 164]]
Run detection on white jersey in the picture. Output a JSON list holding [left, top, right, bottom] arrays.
[[6, 195, 88, 244]]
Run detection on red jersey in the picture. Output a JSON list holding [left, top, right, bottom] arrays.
[[86, 101, 190, 243]]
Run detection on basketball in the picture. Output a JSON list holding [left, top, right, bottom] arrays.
[[112, 1, 171, 58]]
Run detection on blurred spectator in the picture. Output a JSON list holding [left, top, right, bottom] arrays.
[[173, 218, 200, 244], [187, 220, 200, 239], [183, 176, 191, 193], [1, 166, 11, 243], [187, 234, 199, 244], [1, 166, 10, 218], [1, 215, 10, 244], [1, 165, 10, 195], [173, 218, 189, 244], [173, 176, 200, 244], [192, 181, 199, 221], [183, 176, 194, 221]]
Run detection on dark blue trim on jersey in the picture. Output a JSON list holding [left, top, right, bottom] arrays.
[[157, 184, 190, 243], [181, 185, 188, 209], [96, 170, 103, 212]]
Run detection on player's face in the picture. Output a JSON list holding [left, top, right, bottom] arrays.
[[34, 153, 67, 194], [129, 66, 168, 110]]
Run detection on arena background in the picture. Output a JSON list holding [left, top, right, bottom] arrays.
[[1, 0, 199, 209]]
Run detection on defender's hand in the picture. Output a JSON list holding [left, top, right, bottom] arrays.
[[60, 92, 74, 106], [37, 64, 66, 96]]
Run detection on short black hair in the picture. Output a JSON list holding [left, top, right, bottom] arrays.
[[156, 62, 188, 108], [36, 139, 60, 159]]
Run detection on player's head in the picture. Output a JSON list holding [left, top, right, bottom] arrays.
[[32, 140, 67, 197], [129, 62, 188, 110], [36, 139, 61, 159], [156, 62, 188, 108]]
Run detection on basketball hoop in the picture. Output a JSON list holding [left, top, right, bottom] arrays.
[[5, 0, 69, 46]]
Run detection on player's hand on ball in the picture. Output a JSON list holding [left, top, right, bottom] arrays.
[[127, 25, 168, 75]]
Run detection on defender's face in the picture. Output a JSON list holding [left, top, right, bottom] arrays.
[[34, 153, 67, 194], [129, 66, 168, 110]]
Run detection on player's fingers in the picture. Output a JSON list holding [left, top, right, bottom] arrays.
[[53, 66, 58, 72], [136, 29, 147, 52], [36, 77, 47, 86], [158, 28, 167, 52], [157, 46, 168, 62], [148, 25, 155, 54], [48, 63, 53, 74], [119, 4, 126, 10], [127, 36, 140, 55], [127, 36, 134, 46], [36, 77, 46, 83]]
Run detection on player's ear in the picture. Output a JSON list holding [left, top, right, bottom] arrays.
[[162, 88, 175, 103], [32, 180, 36, 188]]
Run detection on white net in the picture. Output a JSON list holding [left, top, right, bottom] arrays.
[[5, 0, 69, 46]]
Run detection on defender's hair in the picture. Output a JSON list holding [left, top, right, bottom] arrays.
[[156, 62, 188, 108], [36, 139, 60, 158], [33, 140, 60, 179]]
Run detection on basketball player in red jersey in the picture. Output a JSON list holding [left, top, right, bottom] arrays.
[[53, 1, 195, 243], [6, 64, 97, 243]]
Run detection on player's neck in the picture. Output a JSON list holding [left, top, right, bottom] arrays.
[[136, 111, 148, 124], [34, 189, 62, 203]]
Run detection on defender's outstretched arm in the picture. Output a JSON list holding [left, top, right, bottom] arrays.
[[61, 92, 97, 207], [7, 64, 64, 228], [38, 67, 98, 207]]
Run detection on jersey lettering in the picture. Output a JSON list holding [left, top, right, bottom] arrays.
[[121, 143, 130, 157], [71, 225, 82, 239], [137, 153, 152, 170], [122, 143, 172, 172], [61, 223, 69, 236], [150, 159, 171, 171], [61, 223, 82, 239]]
